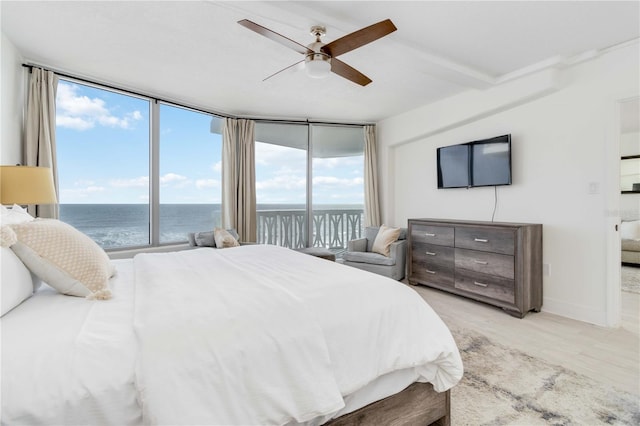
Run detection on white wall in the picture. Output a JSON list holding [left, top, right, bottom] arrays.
[[377, 41, 639, 326], [1, 32, 24, 165]]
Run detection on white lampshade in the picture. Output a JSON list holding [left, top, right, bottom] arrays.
[[305, 58, 331, 79], [0, 166, 57, 205]]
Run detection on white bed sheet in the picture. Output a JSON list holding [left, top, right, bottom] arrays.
[[1, 259, 140, 425], [2, 246, 462, 425], [133, 246, 462, 425]]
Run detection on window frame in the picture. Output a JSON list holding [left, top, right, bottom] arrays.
[[51, 70, 370, 252], [55, 77, 226, 252]]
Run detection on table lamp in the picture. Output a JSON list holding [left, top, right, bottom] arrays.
[[0, 165, 57, 205]]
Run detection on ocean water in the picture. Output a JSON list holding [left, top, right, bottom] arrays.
[[59, 204, 363, 249]]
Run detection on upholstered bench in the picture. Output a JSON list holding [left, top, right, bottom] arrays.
[[294, 247, 336, 261]]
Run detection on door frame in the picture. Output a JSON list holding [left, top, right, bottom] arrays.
[[605, 93, 639, 327]]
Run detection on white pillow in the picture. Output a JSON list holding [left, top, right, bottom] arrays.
[[372, 225, 401, 257], [213, 227, 240, 248], [7, 219, 114, 299], [1, 247, 36, 316], [620, 220, 640, 240], [0, 204, 35, 225]]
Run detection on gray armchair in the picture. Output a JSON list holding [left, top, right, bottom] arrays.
[[341, 226, 407, 280]]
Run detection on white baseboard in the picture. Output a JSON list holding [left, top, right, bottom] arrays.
[[542, 297, 608, 327]]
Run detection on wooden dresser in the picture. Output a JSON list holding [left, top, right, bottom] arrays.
[[408, 219, 542, 318]]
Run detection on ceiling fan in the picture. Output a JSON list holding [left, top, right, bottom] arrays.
[[238, 18, 397, 86]]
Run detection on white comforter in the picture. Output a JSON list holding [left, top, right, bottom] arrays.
[[133, 245, 463, 426]]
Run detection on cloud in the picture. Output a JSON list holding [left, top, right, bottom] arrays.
[[60, 185, 106, 199], [160, 173, 188, 185], [56, 82, 143, 131], [56, 116, 94, 131], [255, 142, 306, 172], [212, 161, 222, 173], [110, 176, 149, 188], [314, 156, 363, 169], [256, 174, 306, 191], [313, 176, 364, 187], [196, 179, 220, 189]]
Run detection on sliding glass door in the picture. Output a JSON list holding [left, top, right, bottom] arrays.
[[253, 122, 365, 252], [254, 122, 308, 247], [310, 125, 365, 251]]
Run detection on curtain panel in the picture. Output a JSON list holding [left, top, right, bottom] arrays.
[[236, 119, 256, 242], [221, 118, 257, 242], [24, 68, 59, 219], [364, 125, 381, 227], [221, 118, 238, 230]]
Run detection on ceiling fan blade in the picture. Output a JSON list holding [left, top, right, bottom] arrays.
[[330, 58, 372, 86], [262, 60, 305, 82], [238, 19, 311, 55], [321, 19, 397, 58]]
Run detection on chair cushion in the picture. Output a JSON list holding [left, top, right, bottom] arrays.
[[622, 238, 640, 251], [372, 225, 401, 257], [213, 228, 240, 248], [365, 227, 380, 252], [342, 251, 396, 266], [188, 229, 239, 247], [364, 226, 407, 252]]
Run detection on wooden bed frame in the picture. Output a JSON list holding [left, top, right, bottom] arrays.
[[326, 382, 450, 426]]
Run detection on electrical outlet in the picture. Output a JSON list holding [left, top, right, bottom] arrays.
[[543, 263, 551, 276]]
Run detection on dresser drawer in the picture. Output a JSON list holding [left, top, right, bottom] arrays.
[[455, 226, 515, 254], [412, 243, 455, 267], [455, 269, 515, 304], [410, 224, 454, 246], [411, 258, 454, 288], [455, 248, 514, 279]]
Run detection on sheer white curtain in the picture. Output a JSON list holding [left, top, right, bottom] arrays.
[[221, 118, 238, 229], [220, 118, 256, 242], [24, 68, 59, 218], [364, 125, 381, 227]]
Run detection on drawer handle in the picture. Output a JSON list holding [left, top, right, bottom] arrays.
[[474, 238, 489, 243], [425, 269, 436, 274], [426, 251, 436, 256], [473, 281, 488, 287], [473, 260, 488, 265], [425, 233, 436, 237]]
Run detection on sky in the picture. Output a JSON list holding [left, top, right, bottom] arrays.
[[56, 80, 364, 206]]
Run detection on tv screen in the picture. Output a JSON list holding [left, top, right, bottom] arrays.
[[437, 135, 511, 188], [437, 144, 470, 188]]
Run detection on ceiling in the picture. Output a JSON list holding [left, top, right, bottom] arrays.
[[2, 1, 639, 123]]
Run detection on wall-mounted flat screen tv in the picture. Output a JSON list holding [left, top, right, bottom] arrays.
[[437, 134, 512, 188]]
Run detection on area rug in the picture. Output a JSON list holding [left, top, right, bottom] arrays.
[[622, 266, 640, 294], [449, 326, 640, 425]]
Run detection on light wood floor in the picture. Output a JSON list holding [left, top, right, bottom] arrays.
[[405, 282, 640, 396]]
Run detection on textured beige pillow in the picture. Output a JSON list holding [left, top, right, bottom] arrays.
[[372, 225, 401, 257], [213, 227, 240, 248], [8, 219, 114, 299]]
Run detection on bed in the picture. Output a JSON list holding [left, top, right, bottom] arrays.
[[1, 240, 463, 425]]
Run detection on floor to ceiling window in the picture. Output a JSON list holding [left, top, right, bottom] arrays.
[[56, 79, 223, 249], [56, 80, 151, 249], [158, 104, 222, 244], [311, 124, 364, 250], [55, 77, 364, 251], [253, 122, 365, 251], [254, 122, 308, 248]]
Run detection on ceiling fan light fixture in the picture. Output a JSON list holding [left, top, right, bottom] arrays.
[[305, 53, 331, 79]]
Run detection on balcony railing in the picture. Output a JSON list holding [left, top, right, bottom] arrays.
[[257, 208, 364, 251]]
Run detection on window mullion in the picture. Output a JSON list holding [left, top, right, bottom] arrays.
[[150, 100, 160, 246], [306, 125, 313, 248]]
